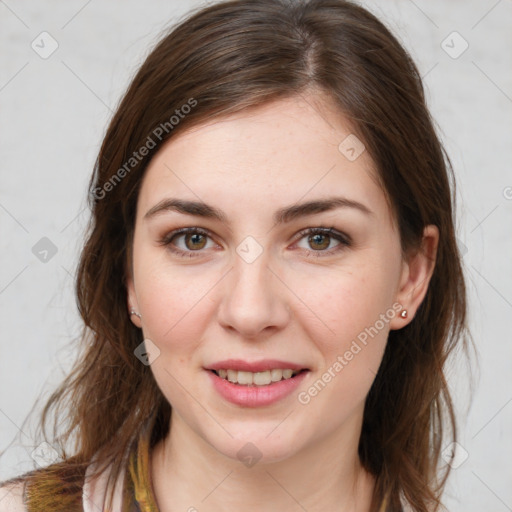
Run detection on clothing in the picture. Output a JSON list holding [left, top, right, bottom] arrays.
[[83, 411, 160, 512], [1, 412, 390, 511]]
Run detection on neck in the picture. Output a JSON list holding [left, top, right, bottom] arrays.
[[150, 411, 376, 512]]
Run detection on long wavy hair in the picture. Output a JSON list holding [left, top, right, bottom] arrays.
[[2, 1, 470, 510]]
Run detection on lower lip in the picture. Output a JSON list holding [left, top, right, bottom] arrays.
[[206, 370, 309, 407]]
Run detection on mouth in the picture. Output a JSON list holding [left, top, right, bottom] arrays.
[[204, 359, 311, 407], [209, 368, 308, 387], [206, 366, 310, 407]]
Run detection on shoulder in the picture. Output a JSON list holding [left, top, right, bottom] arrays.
[[0, 478, 28, 512], [0, 456, 126, 512], [0, 460, 87, 512]]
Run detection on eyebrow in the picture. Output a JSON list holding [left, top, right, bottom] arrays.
[[143, 196, 374, 224]]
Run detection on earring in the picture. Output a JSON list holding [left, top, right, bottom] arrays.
[[400, 309, 408, 319], [130, 309, 142, 319]]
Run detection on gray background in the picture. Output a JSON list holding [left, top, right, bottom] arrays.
[[1, 0, 511, 510]]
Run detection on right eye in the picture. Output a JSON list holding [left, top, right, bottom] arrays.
[[159, 227, 218, 258]]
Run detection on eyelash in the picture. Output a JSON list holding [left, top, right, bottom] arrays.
[[158, 226, 351, 259]]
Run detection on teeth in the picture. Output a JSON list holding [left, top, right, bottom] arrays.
[[214, 368, 301, 386], [282, 369, 293, 379], [271, 369, 282, 382], [237, 371, 253, 385], [253, 371, 272, 386]]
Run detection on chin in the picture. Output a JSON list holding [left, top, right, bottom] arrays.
[[197, 419, 310, 467]]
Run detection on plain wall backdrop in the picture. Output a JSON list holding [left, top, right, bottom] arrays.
[[1, 0, 511, 510]]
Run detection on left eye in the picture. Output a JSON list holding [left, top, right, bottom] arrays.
[[294, 228, 350, 255]]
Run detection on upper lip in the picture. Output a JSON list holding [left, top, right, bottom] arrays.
[[206, 359, 309, 372]]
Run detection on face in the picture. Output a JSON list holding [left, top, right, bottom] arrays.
[[127, 93, 429, 464]]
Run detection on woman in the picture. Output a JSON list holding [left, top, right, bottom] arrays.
[[0, 0, 469, 510]]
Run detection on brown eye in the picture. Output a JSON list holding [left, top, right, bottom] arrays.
[[294, 227, 351, 257], [159, 227, 216, 258], [184, 232, 207, 250], [308, 233, 331, 251]]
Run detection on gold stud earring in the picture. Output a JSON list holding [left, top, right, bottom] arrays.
[[400, 309, 408, 319]]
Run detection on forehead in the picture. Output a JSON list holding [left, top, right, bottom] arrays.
[[138, 94, 393, 227]]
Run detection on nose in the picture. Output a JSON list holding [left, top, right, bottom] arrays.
[[217, 250, 291, 339]]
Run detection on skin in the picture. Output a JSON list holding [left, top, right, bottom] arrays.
[[126, 92, 438, 512]]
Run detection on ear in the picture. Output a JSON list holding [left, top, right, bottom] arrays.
[[389, 225, 439, 330], [126, 263, 142, 329]]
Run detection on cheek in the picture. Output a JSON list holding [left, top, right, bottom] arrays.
[[134, 260, 218, 356], [295, 259, 397, 350], [293, 259, 397, 404], [296, 275, 392, 418]]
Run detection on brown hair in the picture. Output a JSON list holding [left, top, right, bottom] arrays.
[[1, 1, 470, 510]]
